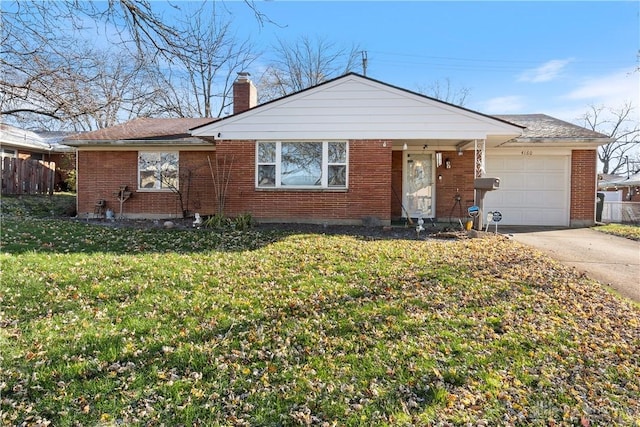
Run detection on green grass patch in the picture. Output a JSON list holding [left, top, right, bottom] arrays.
[[0, 193, 76, 218], [594, 223, 640, 241], [1, 219, 639, 425]]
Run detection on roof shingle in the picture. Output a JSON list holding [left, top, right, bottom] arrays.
[[64, 117, 217, 141], [494, 114, 608, 139]]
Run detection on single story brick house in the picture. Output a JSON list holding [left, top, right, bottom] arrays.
[[65, 73, 609, 227]]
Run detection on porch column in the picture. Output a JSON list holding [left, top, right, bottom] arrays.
[[474, 138, 486, 230], [474, 138, 486, 178]]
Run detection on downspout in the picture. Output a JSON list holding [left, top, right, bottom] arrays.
[[75, 149, 79, 216], [46, 142, 54, 195]]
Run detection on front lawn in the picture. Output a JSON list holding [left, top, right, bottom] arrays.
[[0, 193, 76, 219], [594, 223, 640, 241], [1, 219, 639, 426]]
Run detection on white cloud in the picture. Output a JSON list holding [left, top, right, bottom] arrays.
[[479, 96, 526, 114], [563, 69, 640, 107], [518, 59, 573, 83], [505, 69, 639, 124]]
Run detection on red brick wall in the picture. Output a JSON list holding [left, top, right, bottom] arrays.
[[77, 146, 597, 225], [77, 150, 217, 218], [215, 140, 393, 224], [435, 151, 475, 220], [233, 80, 257, 114], [622, 188, 640, 202], [178, 151, 218, 215], [570, 149, 597, 225]]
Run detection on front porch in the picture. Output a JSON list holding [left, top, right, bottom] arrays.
[[391, 140, 489, 225]]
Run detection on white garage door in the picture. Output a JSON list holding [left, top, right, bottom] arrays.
[[484, 155, 570, 226]]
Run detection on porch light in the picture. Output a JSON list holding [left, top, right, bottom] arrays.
[[402, 143, 408, 150]]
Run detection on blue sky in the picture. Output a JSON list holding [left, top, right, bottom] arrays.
[[220, 1, 639, 125]]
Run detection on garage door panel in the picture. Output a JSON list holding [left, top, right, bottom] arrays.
[[543, 173, 565, 189], [542, 157, 567, 170], [486, 190, 525, 206], [487, 208, 563, 226], [489, 157, 524, 171], [523, 173, 546, 190], [499, 209, 524, 224], [484, 154, 569, 226], [544, 191, 566, 206], [499, 173, 525, 189], [526, 158, 550, 170], [522, 209, 566, 225], [523, 190, 551, 206]]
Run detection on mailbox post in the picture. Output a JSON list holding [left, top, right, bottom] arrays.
[[473, 177, 500, 230]]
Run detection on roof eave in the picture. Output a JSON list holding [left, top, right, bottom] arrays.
[[65, 137, 215, 147], [1, 140, 51, 151], [498, 137, 611, 147]]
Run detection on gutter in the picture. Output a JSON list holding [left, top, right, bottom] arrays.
[[64, 137, 216, 147], [497, 137, 612, 148]]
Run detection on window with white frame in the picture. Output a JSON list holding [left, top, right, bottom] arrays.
[[256, 141, 347, 188], [0, 149, 16, 172], [1, 148, 16, 160], [138, 152, 178, 190]]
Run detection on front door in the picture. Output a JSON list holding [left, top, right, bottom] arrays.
[[404, 153, 434, 218]]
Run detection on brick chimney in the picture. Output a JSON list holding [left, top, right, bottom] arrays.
[[233, 72, 257, 114]]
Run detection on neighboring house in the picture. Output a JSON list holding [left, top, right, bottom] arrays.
[[1, 123, 74, 162], [66, 73, 610, 226], [1, 123, 75, 193], [598, 173, 624, 190], [597, 172, 640, 224], [599, 172, 640, 202]]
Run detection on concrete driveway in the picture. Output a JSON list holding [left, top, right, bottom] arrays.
[[503, 227, 640, 303]]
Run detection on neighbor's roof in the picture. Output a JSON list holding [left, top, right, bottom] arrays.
[[64, 117, 217, 143], [1, 123, 74, 152], [608, 171, 640, 187], [494, 114, 609, 139]]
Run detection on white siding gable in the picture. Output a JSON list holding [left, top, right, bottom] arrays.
[[192, 74, 522, 141]]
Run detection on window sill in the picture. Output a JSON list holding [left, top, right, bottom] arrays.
[[136, 188, 174, 193], [255, 187, 348, 193]]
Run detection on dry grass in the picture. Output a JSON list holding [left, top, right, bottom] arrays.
[[1, 217, 639, 426]]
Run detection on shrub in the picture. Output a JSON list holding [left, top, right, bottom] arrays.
[[232, 212, 254, 231], [202, 213, 231, 229]]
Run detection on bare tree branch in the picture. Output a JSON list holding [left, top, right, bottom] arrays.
[[579, 102, 640, 174], [257, 35, 361, 102], [1, 0, 265, 128], [415, 78, 471, 107]]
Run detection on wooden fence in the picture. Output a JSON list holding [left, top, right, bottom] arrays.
[[1, 157, 56, 195]]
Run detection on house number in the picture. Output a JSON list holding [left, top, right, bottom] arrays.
[[521, 150, 533, 156]]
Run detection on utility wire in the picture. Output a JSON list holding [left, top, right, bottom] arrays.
[[366, 50, 632, 73]]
